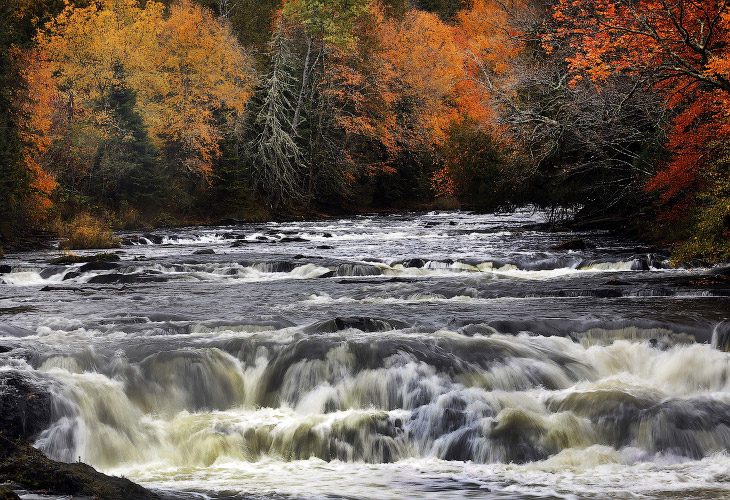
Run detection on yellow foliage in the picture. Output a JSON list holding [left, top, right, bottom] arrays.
[[37, 0, 255, 179], [59, 214, 120, 250]]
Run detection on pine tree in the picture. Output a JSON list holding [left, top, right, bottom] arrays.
[[92, 63, 165, 211]]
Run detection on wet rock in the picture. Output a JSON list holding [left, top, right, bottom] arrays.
[[0, 371, 53, 440], [78, 261, 120, 273], [712, 265, 730, 277], [120, 235, 141, 245], [402, 258, 426, 268], [0, 265, 11, 274], [316, 245, 334, 250], [51, 253, 120, 265], [142, 234, 164, 245], [648, 254, 665, 269], [40, 286, 82, 292], [218, 218, 243, 226], [0, 487, 20, 500], [713, 321, 730, 352], [0, 326, 34, 338], [631, 258, 650, 271], [605, 279, 630, 286], [648, 338, 670, 350], [62, 272, 81, 281], [193, 249, 215, 255], [0, 437, 160, 500], [87, 273, 163, 284], [280, 236, 308, 243], [335, 263, 382, 276], [550, 239, 586, 251], [306, 316, 409, 334], [39, 266, 66, 279]]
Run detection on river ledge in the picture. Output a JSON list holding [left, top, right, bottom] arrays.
[[0, 436, 159, 500]]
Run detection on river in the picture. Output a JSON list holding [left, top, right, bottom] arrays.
[[1, 210, 730, 499]]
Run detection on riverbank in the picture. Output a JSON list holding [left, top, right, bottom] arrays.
[[0, 436, 160, 500]]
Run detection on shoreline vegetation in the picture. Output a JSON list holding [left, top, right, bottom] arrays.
[[1, 0, 729, 264]]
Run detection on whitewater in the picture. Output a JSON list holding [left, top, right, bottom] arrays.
[[1, 210, 729, 499]]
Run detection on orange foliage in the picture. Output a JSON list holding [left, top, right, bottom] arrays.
[[550, 0, 730, 219], [11, 47, 58, 218], [37, 0, 255, 179]]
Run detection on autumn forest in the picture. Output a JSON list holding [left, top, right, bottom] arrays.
[[1, 0, 729, 262]]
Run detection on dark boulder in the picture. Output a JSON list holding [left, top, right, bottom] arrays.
[[631, 258, 650, 271], [39, 266, 66, 279], [402, 258, 426, 268], [0, 265, 11, 274], [62, 272, 81, 281], [0, 488, 20, 500], [218, 218, 242, 226], [78, 262, 120, 273], [142, 234, 164, 245], [193, 249, 215, 255], [550, 239, 586, 251], [306, 316, 409, 334], [51, 253, 120, 265], [0, 371, 53, 440], [712, 265, 730, 277], [87, 273, 140, 284], [713, 321, 730, 352]]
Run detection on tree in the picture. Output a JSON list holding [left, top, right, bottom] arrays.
[[243, 16, 305, 208], [550, 0, 730, 258], [37, 0, 256, 212]]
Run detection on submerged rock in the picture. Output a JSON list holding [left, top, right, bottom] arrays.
[[193, 249, 215, 255], [550, 239, 586, 251], [78, 261, 120, 273]]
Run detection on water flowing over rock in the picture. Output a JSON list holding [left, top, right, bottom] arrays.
[[1, 210, 729, 500]]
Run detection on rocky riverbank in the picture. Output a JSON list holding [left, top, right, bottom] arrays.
[[0, 370, 161, 500]]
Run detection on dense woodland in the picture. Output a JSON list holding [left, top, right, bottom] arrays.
[[0, 0, 729, 262]]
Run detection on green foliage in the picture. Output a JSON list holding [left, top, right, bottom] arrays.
[[440, 120, 516, 212], [283, 0, 370, 47], [415, 0, 467, 19], [0, 3, 29, 236], [674, 157, 730, 264], [99, 66, 166, 211]]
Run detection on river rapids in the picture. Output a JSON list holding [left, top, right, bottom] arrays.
[[1, 211, 730, 499]]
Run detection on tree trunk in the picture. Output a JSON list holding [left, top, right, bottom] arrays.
[[291, 36, 312, 135]]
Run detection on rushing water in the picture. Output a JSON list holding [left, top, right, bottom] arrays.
[[1, 210, 730, 500]]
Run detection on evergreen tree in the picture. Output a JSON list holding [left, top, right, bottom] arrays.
[[92, 64, 165, 211]]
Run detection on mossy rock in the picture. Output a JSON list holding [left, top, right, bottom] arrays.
[[0, 437, 158, 500], [0, 488, 20, 500], [51, 253, 121, 265]]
